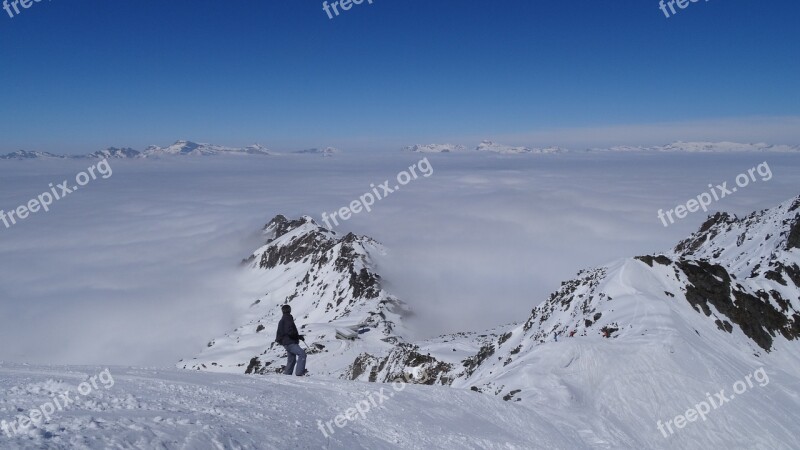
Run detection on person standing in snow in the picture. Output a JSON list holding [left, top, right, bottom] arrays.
[[275, 304, 307, 376]]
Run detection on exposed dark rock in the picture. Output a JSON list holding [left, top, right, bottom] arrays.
[[264, 215, 309, 240], [348, 345, 453, 385], [764, 268, 787, 286], [523, 268, 605, 337], [350, 267, 381, 299], [601, 325, 619, 338], [245, 357, 263, 374], [259, 230, 330, 270], [503, 389, 522, 401], [677, 259, 798, 351], [348, 353, 376, 381], [788, 214, 800, 250], [462, 344, 496, 377], [714, 319, 733, 333], [635, 255, 673, 267], [675, 212, 734, 254], [771, 290, 790, 312], [785, 264, 800, 288]]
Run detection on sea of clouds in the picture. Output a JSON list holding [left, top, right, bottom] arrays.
[[0, 151, 798, 366]]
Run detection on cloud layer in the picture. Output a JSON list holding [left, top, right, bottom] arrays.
[[1, 152, 798, 365]]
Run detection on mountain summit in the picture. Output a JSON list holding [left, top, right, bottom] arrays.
[[180, 215, 410, 376]]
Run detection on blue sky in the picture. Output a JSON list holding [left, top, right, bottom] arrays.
[[1, 0, 798, 153]]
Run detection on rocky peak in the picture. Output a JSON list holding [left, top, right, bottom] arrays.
[[182, 214, 409, 376]]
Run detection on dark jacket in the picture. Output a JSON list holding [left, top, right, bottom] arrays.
[[275, 313, 301, 346]]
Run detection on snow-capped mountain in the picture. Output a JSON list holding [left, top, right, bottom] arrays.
[[141, 140, 272, 157], [82, 147, 141, 159], [475, 140, 566, 154], [180, 215, 411, 377], [475, 140, 532, 154], [292, 147, 340, 157], [592, 141, 800, 153], [402, 143, 467, 153], [0, 150, 66, 160], [183, 196, 800, 448]]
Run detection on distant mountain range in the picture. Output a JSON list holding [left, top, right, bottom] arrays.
[[0, 141, 341, 160], [402, 141, 566, 154], [402, 140, 800, 154], [5, 140, 799, 160], [589, 141, 800, 153]]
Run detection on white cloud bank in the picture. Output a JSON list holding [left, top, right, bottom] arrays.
[[0, 151, 798, 365]]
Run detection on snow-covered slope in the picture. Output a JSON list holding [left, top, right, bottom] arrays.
[[0, 363, 582, 449]]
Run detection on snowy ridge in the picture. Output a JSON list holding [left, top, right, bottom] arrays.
[[364, 196, 800, 382], [339, 195, 800, 448], [674, 196, 800, 274]]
